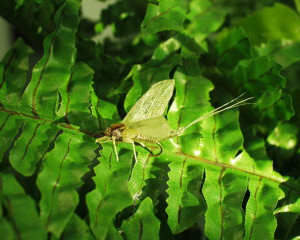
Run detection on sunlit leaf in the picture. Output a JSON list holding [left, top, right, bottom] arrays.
[[141, 0, 187, 34], [240, 3, 300, 45]]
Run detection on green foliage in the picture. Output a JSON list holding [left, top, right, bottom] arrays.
[[1, 0, 300, 239]]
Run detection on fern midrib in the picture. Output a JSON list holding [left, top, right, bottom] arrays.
[[31, 35, 55, 117], [0, 106, 98, 138], [176, 151, 300, 196], [46, 138, 72, 227], [248, 177, 262, 239], [218, 167, 226, 239]]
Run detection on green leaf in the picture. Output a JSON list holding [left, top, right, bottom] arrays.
[[166, 157, 205, 234], [255, 41, 300, 69], [128, 150, 154, 204], [141, 0, 187, 34], [0, 38, 33, 109], [121, 197, 160, 240], [275, 178, 300, 238], [20, 0, 81, 120], [216, 28, 252, 71], [37, 131, 95, 238], [64, 62, 98, 131], [8, 118, 58, 176], [240, 3, 300, 45], [203, 168, 247, 239], [129, 152, 170, 210], [0, 113, 24, 164], [244, 179, 281, 240], [237, 3, 300, 69], [267, 122, 298, 160], [276, 179, 300, 214], [0, 217, 15, 240], [295, 0, 300, 13], [186, 0, 226, 45], [231, 56, 293, 131], [1, 173, 47, 239], [106, 223, 124, 240], [124, 38, 181, 112], [60, 214, 93, 240], [0, 0, 56, 47], [86, 143, 133, 240]]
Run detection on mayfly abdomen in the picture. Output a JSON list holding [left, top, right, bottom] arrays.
[[133, 134, 159, 143], [121, 127, 159, 143], [131, 126, 185, 144]]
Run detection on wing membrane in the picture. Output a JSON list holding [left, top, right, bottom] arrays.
[[126, 116, 172, 140], [122, 80, 175, 124]]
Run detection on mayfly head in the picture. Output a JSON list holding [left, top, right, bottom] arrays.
[[95, 123, 129, 162], [95, 123, 126, 143]]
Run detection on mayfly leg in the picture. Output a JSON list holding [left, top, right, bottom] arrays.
[[131, 141, 138, 163], [112, 137, 120, 162], [136, 142, 163, 157], [95, 137, 120, 161], [123, 138, 138, 163], [151, 142, 163, 157]]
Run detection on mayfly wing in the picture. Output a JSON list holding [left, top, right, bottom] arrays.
[[125, 116, 173, 140], [122, 80, 175, 124]]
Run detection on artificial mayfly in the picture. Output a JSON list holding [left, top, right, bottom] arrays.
[[96, 80, 253, 162]]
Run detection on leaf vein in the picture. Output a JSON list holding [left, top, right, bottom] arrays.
[[0, 48, 16, 89], [142, 5, 177, 29], [218, 167, 226, 239], [19, 123, 41, 164], [46, 137, 72, 227], [249, 177, 263, 239]]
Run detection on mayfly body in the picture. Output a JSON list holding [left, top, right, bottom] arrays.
[[96, 80, 253, 162]]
